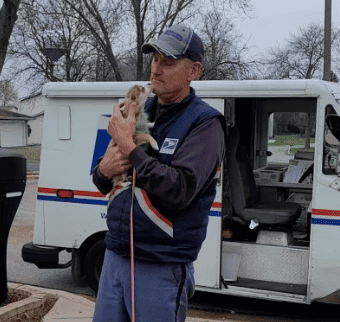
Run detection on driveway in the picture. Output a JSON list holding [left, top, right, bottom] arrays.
[[268, 145, 291, 164], [27, 160, 40, 172], [268, 144, 315, 164]]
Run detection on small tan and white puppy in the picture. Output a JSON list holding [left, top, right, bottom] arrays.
[[107, 85, 158, 196]]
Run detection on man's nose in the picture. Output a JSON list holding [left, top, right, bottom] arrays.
[[151, 61, 162, 75]]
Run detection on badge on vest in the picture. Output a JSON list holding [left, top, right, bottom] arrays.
[[159, 138, 179, 155]]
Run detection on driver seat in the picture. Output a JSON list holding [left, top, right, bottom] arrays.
[[226, 127, 302, 227]]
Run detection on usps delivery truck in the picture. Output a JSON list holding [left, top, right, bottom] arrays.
[[22, 79, 340, 304]]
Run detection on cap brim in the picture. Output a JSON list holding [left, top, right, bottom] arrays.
[[141, 43, 163, 55], [142, 41, 183, 60]]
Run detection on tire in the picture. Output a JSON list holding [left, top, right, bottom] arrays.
[[84, 239, 106, 293]]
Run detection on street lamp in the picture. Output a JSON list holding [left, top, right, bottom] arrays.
[[41, 32, 67, 81]]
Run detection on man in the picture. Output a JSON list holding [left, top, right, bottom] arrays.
[[92, 25, 225, 322]]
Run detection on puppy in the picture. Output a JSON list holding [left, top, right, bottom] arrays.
[[107, 85, 158, 197]]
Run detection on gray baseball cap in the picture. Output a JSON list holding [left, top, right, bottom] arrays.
[[142, 25, 204, 63]]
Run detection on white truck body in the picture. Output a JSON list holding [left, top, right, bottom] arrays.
[[23, 79, 340, 304]]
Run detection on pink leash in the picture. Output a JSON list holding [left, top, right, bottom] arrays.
[[130, 168, 136, 322]]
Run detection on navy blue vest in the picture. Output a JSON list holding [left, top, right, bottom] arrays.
[[105, 93, 224, 263]]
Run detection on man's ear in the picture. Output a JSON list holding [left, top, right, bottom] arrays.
[[188, 61, 202, 81]]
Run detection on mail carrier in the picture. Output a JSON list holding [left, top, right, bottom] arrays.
[[22, 79, 340, 304]]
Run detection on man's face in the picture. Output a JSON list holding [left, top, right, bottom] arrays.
[[150, 52, 196, 104]]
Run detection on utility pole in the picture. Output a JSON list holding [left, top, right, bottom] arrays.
[[323, 0, 332, 81]]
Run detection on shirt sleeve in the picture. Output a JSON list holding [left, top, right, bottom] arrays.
[[129, 117, 225, 210], [92, 165, 113, 195]]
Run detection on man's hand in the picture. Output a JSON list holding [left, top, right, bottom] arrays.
[[108, 102, 137, 156], [99, 140, 132, 179]]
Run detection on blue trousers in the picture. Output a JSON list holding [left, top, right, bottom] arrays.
[[93, 249, 195, 322]]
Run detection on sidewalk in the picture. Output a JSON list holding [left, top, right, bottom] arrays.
[[3, 283, 241, 322]]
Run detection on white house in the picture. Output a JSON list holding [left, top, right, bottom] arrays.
[[19, 93, 45, 145], [0, 109, 32, 147], [0, 105, 18, 113]]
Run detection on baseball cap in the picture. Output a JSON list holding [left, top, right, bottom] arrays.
[[141, 25, 204, 63]]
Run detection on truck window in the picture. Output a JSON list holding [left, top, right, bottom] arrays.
[[323, 105, 340, 175], [268, 112, 316, 166]]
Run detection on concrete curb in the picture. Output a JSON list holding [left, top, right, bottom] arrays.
[[287, 145, 293, 156], [2, 283, 240, 322], [1, 283, 57, 322], [186, 318, 235, 322], [287, 144, 315, 156], [27, 171, 39, 180], [41, 289, 95, 321], [6, 283, 95, 322]]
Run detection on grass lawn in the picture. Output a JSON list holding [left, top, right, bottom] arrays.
[[269, 134, 315, 146], [6, 145, 41, 160], [290, 147, 315, 154]]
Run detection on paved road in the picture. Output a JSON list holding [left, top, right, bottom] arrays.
[[6, 179, 340, 321], [7, 179, 96, 297], [268, 145, 292, 164], [27, 160, 40, 172]]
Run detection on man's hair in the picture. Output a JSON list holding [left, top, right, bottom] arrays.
[[184, 58, 203, 80]]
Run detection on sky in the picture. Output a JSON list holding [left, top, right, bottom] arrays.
[[234, 0, 340, 58], [1, 0, 340, 59], [1, 0, 340, 97]]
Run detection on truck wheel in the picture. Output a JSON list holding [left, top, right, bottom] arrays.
[[85, 239, 105, 293]]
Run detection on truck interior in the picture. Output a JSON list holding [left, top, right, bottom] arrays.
[[221, 97, 317, 296]]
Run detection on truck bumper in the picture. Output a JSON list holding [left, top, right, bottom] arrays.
[[22, 242, 71, 269]]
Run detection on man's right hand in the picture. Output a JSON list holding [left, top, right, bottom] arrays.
[[99, 140, 132, 179]]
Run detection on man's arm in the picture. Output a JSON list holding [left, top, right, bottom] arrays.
[[92, 143, 132, 195], [93, 102, 138, 194], [130, 117, 225, 210]]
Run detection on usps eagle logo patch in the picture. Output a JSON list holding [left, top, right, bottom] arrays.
[[160, 138, 179, 155]]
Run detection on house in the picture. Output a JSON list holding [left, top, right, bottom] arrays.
[[0, 109, 32, 147], [0, 105, 19, 113], [18, 93, 44, 146]]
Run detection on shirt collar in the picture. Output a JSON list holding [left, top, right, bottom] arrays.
[[147, 87, 196, 122]]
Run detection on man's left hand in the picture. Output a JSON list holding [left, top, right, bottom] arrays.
[[108, 102, 137, 156]]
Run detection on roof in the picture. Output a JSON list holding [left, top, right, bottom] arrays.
[[0, 105, 18, 111], [42, 79, 340, 98], [20, 92, 42, 102], [31, 111, 44, 118], [0, 109, 32, 120]]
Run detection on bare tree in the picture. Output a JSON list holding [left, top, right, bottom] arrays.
[[264, 23, 340, 80], [86, 51, 117, 82], [199, 9, 255, 80], [263, 22, 340, 149], [6, 0, 253, 88], [61, 0, 253, 81], [128, 0, 201, 80], [209, 0, 254, 19], [9, 0, 99, 93], [128, 0, 253, 80], [0, 79, 18, 107], [0, 0, 21, 75], [61, 0, 124, 81]]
